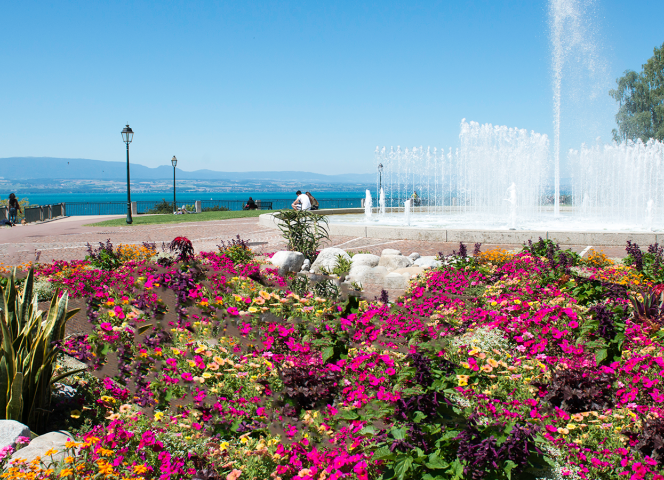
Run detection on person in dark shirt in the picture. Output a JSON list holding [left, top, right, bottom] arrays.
[[8, 193, 21, 226], [244, 197, 258, 210]]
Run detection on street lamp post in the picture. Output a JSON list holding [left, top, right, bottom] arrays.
[[121, 124, 134, 224], [378, 163, 383, 198], [171, 156, 178, 213]]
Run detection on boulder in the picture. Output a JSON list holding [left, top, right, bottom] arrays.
[[414, 256, 442, 269], [0, 420, 30, 451], [310, 248, 351, 274], [384, 272, 409, 289], [408, 252, 421, 261], [378, 255, 413, 271], [346, 265, 373, 285], [362, 266, 389, 284], [270, 251, 305, 274], [301, 259, 311, 272], [381, 248, 402, 256], [10, 431, 74, 466], [392, 266, 425, 278], [350, 254, 380, 268]]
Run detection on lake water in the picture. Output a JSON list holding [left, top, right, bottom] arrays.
[[12, 191, 365, 205]]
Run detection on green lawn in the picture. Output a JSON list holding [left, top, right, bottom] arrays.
[[86, 209, 274, 227]]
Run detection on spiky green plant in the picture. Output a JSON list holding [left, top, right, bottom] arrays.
[[273, 210, 329, 262], [0, 268, 82, 432]]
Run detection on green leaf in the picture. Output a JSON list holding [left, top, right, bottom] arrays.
[[424, 452, 448, 470], [504, 460, 518, 480], [137, 324, 153, 335], [413, 411, 427, 424], [339, 409, 359, 420], [391, 427, 406, 440], [595, 348, 608, 365], [230, 417, 242, 432], [373, 446, 393, 460], [322, 346, 335, 364], [394, 455, 413, 480]]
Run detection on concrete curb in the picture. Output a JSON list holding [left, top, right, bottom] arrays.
[[258, 212, 660, 246]]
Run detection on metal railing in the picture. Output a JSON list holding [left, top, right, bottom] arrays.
[[58, 198, 364, 215]]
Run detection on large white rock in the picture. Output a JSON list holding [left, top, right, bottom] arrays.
[[0, 420, 30, 451], [408, 252, 421, 261], [362, 266, 389, 284], [347, 265, 372, 284], [381, 248, 402, 256], [350, 254, 380, 268], [385, 272, 409, 289], [414, 256, 442, 269], [311, 248, 351, 274], [270, 251, 305, 273], [378, 255, 413, 271], [10, 431, 74, 466]]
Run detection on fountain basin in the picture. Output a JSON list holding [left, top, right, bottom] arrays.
[[258, 211, 664, 246]]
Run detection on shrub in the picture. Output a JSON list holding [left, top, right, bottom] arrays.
[[218, 235, 253, 264], [0, 268, 83, 432], [582, 248, 614, 268], [170, 236, 195, 262], [145, 199, 175, 214], [281, 363, 340, 410], [203, 205, 230, 212], [273, 210, 329, 262], [538, 367, 615, 414], [85, 239, 122, 270]]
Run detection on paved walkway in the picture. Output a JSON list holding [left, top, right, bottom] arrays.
[[0, 215, 630, 267]]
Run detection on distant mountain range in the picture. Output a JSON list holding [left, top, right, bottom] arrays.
[[0, 157, 376, 184]]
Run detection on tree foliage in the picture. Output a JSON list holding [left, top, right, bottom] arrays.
[[610, 42, 664, 143]]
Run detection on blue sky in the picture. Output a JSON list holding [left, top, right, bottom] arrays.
[[0, 0, 662, 174]]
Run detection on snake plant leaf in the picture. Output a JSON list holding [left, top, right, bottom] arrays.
[[6, 372, 23, 420], [0, 357, 8, 418], [51, 367, 87, 385]]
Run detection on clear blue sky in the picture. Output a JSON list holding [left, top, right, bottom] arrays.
[[0, 0, 662, 174]]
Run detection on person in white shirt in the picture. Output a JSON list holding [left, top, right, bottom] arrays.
[[292, 190, 312, 211]]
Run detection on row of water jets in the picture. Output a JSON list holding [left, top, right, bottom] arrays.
[[364, 120, 664, 230]]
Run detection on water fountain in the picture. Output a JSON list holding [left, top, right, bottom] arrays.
[[364, 190, 373, 219]]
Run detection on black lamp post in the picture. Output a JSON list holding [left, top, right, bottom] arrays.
[[171, 156, 178, 213], [121, 124, 134, 224], [378, 163, 383, 197]]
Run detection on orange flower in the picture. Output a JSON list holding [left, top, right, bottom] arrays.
[[133, 464, 149, 474]]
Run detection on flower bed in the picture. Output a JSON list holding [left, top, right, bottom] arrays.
[[2, 238, 664, 480]]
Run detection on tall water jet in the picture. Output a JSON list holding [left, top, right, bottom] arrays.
[[364, 190, 373, 219], [505, 183, 517, 229], [379, 188, 386, 215], [375, 120, 549, 225], [404, 199, 411, 226]]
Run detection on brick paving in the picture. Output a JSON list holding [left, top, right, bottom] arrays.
[[0, 215, 630, 267]]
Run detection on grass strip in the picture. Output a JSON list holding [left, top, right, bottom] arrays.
[[85, 209, 272, 227]]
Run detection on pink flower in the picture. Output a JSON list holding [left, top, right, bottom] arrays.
[[226, 469, 242, 480]]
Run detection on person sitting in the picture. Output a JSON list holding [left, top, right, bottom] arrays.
[[292, 190, 311, 211], [244, 197, 258, 210], [306, 192, 319, 211], [411, 191, 421, 207]]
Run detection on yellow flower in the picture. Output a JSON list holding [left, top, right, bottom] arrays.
[[60, 468, 74, 477], [133, 464, 149, 474], [202, 372, 213, 379], [220, 441, 230, 451], [566, 424, 576, 430], [514, 299, 522, 304], [456, 375, 470, 386], [70, 409, 82, 419], [100, 395, 116, 403], [240, 436, 249, 444], [154, 412, 164, 421], [248, 307, 258, 313], [487, 358, 499, 368], [44, 448, 59, 456]]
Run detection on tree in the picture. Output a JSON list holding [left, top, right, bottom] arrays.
[[610, 42, 664, 143]]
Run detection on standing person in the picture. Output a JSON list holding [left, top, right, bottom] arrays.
[[8, 193, 21, 226], [306, 192, 319, 210], [292, 190, 311, 211]]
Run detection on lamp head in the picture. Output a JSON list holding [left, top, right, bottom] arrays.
[[121, 124, 134, 144], [171, 156, 177, 167]]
